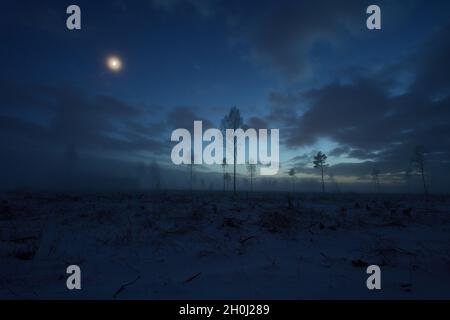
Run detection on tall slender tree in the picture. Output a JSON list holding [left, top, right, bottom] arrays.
[[328, 171, 340, 193], [221, 106, 243, 194], [224, 172, 231, 191], [221, 157, 227, 191], [412, 145, 428, 195], [313, 151, 328, 193], [404, 167, 412, 193], [371, 168, 381, 193], [247, 160, 257, 192], [189, 153, 195, 193], [288, 168, 296, 192]]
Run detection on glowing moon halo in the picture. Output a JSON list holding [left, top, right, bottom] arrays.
[[106, 55, 122, 72]]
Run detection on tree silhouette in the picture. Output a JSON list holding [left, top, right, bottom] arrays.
[[221, 106, 243, 194], [288, 168, 296, 192], [224, 172, 231, 191], [221, 157, 227, 191], [247, 160, 257, 192], [404, 167, 412, 194], [313, 151, 328, 193], [189, 152, 195, 193], [371, 168, 380, 193], [412, 145, 428, 195], [328, 171, 340, 193]]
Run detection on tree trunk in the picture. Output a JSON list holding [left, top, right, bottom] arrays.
[[190, 164, 193, 200], [190, 165, 193, 191], [223, 169, 225, 191], [421, 168, 428, 195], [321, 166, 325, 193], [233, 138, 236, 194]]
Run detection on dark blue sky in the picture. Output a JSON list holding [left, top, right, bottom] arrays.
[[1, 0, 450, 192]]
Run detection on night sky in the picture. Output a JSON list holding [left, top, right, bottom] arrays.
[[1, 0, 450, 192]]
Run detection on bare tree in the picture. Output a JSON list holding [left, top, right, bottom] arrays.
[[404, 167, 412, 194], [247, 160, 257, 192], [189, 153, 195, 193], [221, 106, 243, 194], [412, 145, 428, 195], [313, 151, 328, 193], [328, 171, 340, 193], [371, 168, 381, 193], [288, 168, 296, 192], [224, 172, 231, 191], [221, 157, 227, 191]]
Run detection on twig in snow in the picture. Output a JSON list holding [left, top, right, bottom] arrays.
[[113, 275, 140, 299], [240, 236, 255, 244], [183, 272, 201, 284]]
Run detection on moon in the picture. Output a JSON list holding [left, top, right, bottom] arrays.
[[106, 55, 122, 72]]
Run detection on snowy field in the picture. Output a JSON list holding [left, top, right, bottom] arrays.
[[1, 191, 450, 299]]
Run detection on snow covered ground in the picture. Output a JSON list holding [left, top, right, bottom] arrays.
[[1, 191, 449, 299]]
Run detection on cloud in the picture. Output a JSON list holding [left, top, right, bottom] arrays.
[[269, 24, 450, 191], [273, 23, 450, 150], [329, 146, 351, 157], [148, 0, 372, 81], [265, 91, 303, 125], [0, 81, 169, 154], [166, 105, 214, 130], [246, 116, 268, 130], [410, 25, 450, 98], [284, 78, 391, 148], [151, 0, 219, 17], [228, 0, 369, 81], [0, 79, 226, 189], [0, 81, 172, 189]]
